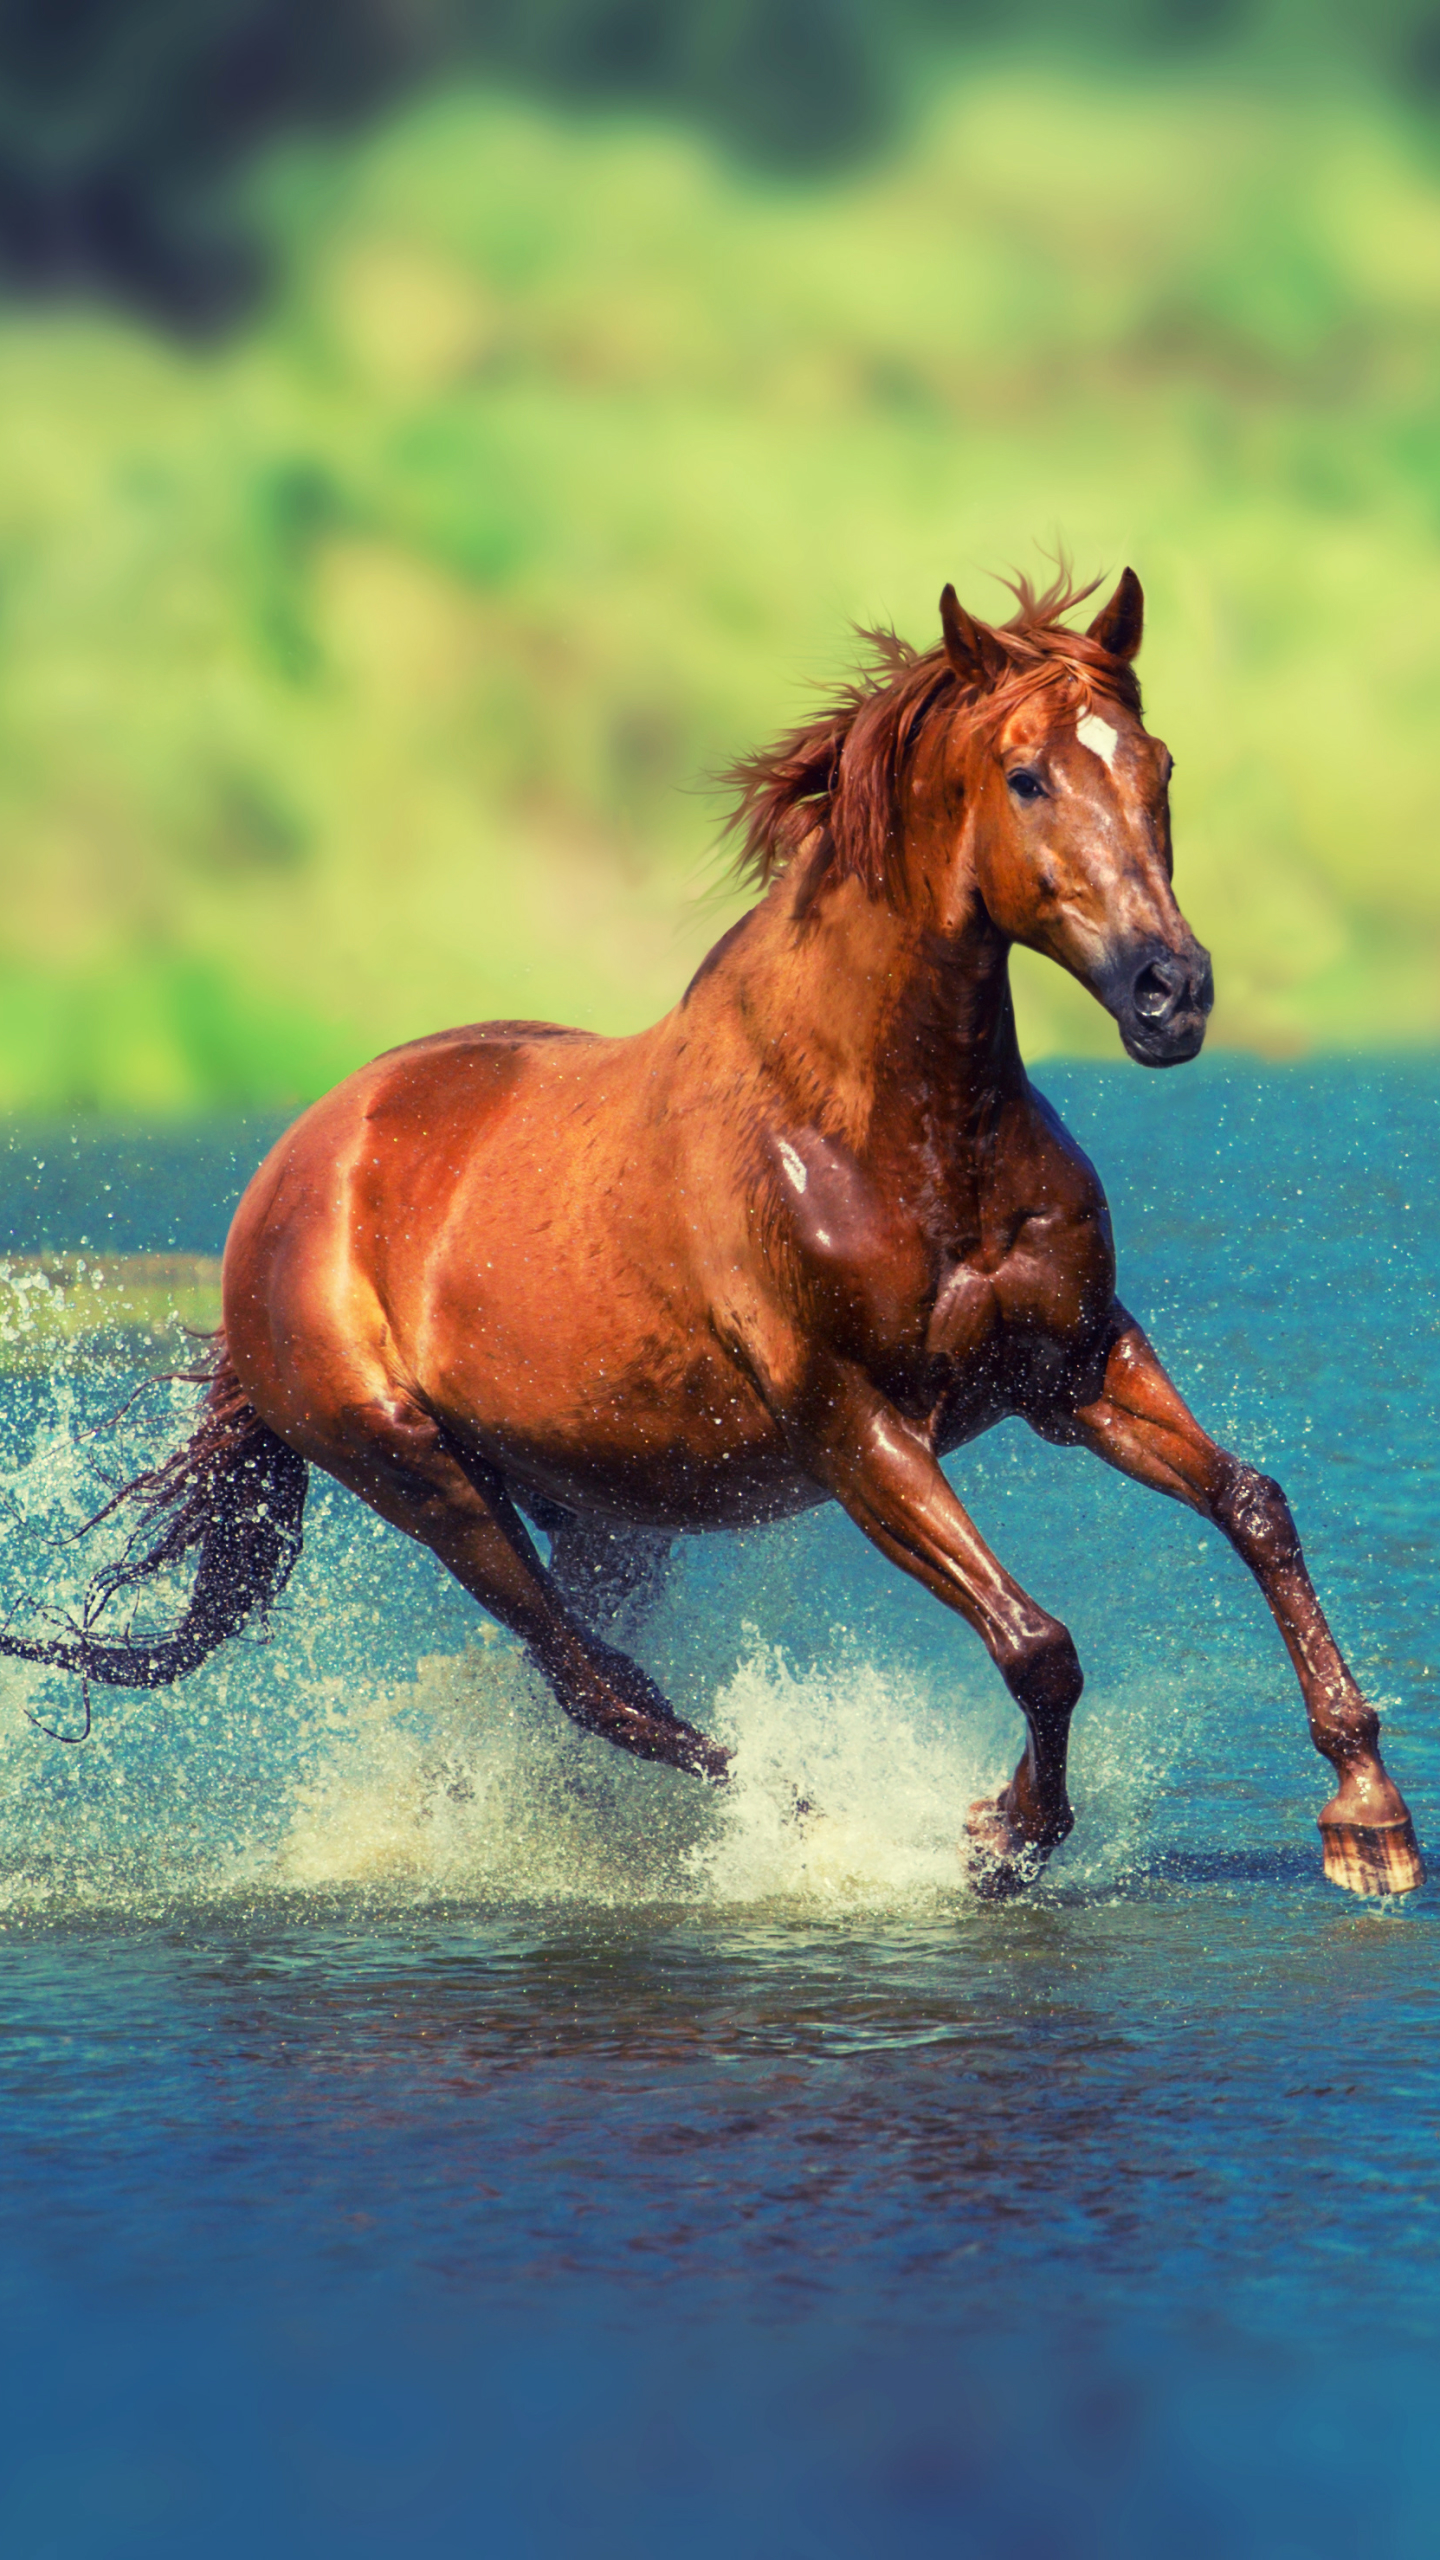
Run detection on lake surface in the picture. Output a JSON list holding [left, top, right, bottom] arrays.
[[0, 1059, 1437, 2558]]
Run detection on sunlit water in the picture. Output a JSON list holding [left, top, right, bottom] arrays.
[[1, 1060, 1438, 2558]]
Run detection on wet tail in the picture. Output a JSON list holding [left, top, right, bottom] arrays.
[[0, 1343, 307, 1694]]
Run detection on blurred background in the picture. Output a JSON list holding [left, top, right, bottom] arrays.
[[0, 0, 1438, 1110]]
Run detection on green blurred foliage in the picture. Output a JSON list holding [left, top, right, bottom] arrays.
[[1, 57, 1440, 1106], [4, 2, 1440, 327]]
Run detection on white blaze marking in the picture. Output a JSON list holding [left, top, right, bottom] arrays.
[[1076, 711, 1120, 771]]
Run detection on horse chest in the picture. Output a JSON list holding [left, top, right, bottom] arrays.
[[761, 1114, 1113, 1428], [926, 1200, 1112, 1382], [924, 1258, 1000, 1365]]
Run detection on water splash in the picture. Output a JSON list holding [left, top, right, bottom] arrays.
[[0, 1590, 1179, 1923], [0, 1271, 1241, 1928], [258, 1636, 1008, 1913]]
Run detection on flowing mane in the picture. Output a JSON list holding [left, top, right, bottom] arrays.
[[723, 566, 1144, 902]]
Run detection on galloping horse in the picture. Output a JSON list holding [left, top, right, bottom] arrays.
[[3, 569, 1421, 1896]]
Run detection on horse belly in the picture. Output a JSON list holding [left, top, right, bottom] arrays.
[[447, 1338, 813, 1529], [419, 1235, 808, 1530]]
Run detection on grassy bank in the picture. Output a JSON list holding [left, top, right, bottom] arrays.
[[1, 67, 1438, 1106]]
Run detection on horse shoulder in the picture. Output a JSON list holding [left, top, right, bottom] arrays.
[[755, 1123, 933, 1368]]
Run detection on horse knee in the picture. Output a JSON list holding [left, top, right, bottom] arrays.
[[1212, 1457, 1300, 1573]]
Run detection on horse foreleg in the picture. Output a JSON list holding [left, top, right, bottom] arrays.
[[772, 1354, 1083, 1892], [303, 1398, 727, 1782], [1048, 1315, 1422, 1896]]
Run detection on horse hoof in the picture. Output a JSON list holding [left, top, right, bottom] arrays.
[[677, 1726, 731, 1786], [964, 1798, 1051, 1901], [968, 1844, 1044, 1902], [1319, 1816, 1425, 1899]]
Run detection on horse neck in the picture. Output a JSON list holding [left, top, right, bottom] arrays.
[[735, 849, 1023, 1164]]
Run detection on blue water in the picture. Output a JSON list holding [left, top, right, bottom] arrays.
[[0, 1058, 1438, 2558]]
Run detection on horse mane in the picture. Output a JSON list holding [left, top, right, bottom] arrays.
[[723, 565, 1144, 902]]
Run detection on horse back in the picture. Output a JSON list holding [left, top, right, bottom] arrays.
[[221, 1013, 762, 1483]]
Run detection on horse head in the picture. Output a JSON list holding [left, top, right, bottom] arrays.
[[938, 570, 1213, 1066]]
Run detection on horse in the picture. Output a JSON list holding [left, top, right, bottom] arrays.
[[1, 567, 1421, 1898]]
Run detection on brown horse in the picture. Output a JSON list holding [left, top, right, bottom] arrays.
[[3, 568, 1421, 1897]]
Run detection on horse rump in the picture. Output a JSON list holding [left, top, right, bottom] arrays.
[[0, 1342, 307, 1702]]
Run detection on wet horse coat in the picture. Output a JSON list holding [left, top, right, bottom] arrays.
[[5, 570, 1422, 1895], [218, 568, 1423, 1893]]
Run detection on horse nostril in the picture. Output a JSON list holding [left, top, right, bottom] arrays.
[[1132, 960, 1181, 1021]]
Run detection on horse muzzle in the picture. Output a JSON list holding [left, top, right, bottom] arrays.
[[1104, 937, 1214, 1068]]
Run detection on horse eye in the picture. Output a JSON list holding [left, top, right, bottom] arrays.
[[1007, 770, 1046, 803]]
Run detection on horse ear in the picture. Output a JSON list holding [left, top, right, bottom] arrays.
[[1086, 567, 1144, 663], [939, 584, 1007, 689]]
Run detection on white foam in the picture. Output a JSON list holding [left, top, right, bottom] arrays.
[[0, 1289, 1172, 1924], [237, 1639, 972, 1911], [248, 1639, 1166, 1915]]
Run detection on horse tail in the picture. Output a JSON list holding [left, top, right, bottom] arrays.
[[0, 1341, 308, 1696]]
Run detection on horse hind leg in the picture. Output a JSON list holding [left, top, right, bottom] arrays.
[[522, 1497, 675, 1643], [301, 1398, 727, 1783]]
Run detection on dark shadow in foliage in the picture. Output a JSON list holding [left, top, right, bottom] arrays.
[[0, 0, 415, 331], [487, 0, 885, 169], [1407, 13, 1440, 87], [0, 0, 1376, 335], [0, 0, 896, 331]]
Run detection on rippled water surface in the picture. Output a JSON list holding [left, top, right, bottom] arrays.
[[1, 1060, 1438, 2557]]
